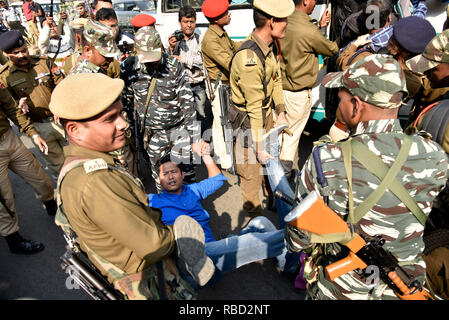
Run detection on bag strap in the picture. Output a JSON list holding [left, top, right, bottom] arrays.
[[341, 135, 427, 226]]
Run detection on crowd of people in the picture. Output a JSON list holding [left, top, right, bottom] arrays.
[[1, 0, 449, 301]]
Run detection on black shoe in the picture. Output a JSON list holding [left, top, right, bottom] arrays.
[[5, 232, 44, 255], [43, 199, 57, 216]]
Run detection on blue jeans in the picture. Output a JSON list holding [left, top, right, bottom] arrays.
[[182, 216, 297, 289], [265, 140, 296, 228]]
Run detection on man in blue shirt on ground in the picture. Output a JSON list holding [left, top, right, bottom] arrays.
[[149, 140, 299, 289]]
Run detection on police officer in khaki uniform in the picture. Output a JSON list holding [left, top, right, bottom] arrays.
[[279, 0, 339, 179], [230, 0, 293, 217], [1, 87, 55, 254], [0, 30, 66, 181], [50, 73, 215, 299], [201, 0, 242, 171]]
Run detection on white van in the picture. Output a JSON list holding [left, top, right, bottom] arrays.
[[152, 0, 331, 121]]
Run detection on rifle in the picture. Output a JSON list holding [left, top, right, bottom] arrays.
[[279, 190, 435, 300], [218, 83, 236, 174], [133, 105, 148, 180], [60, 246, 124, 300]]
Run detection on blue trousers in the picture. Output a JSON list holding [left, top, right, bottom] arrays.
[[182, 216, 298, 289]]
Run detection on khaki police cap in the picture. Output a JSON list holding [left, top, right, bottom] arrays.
[[49, 73, 124, 120], [69, 17, 88, 30], [253, 0, 295, 18]]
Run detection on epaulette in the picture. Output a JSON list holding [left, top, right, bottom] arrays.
[[244, 49, 258, 66], [83, 158, 108, 174]]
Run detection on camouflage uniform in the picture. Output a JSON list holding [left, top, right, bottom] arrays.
[[285, 55, 448, 300], [406, 30, 449, 300], [69, 19, 121, 76], [122, 27, 199, 192]]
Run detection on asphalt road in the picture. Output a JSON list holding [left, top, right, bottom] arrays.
[[0, 120, 329, 301]]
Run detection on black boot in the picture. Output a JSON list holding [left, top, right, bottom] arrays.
[[43, 199, 57, 216], [5, 232, 44, 255]]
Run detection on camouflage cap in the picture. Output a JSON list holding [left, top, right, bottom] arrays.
[[406, 29, 449, 75], [134, 26, 162, 63], [83, 19, 121, 59], [322, 54, 408, 109]]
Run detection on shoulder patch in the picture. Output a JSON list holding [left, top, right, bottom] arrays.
[[83, 159, 108, 174], [245, 50, 257, 66]]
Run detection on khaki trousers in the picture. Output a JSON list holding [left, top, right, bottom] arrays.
[[279, 89, 312, 165], [33, 121, 67, 181], [211, 85, 232, 170], [26, 20, 39, 45], [0, 128, 54, 236], [235, 114, 274, 216]]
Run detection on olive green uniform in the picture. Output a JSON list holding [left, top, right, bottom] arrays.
[[0, 56, 66, 180], [60, 145, 175, 282], [230, 31, 285, 215], [201, 24, 241, 83], [0, 87, 54, 236]]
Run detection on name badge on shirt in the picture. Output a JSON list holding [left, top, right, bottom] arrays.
[[84, 159, 108, 174]]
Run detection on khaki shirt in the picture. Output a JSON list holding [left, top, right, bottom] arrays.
[[0, 87, 38, 137], [280, 10, 339, 91], [0, 56, 64, 122], [201, 24, 241, 82], [60, 145, 175, 281], [230, 32, 285, 143]]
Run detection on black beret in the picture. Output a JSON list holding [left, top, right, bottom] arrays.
[[393, 16, 436, 55], [0, 30, 26, 52]]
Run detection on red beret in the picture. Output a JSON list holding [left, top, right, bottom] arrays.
[[202, 0, 229, 19], [131, 14, 156, 28]]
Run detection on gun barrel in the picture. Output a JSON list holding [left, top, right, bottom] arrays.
[[274, 189, 295, 206], [62, 251, 122, 300]]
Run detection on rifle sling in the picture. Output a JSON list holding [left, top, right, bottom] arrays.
[[213, 71, 223, 91], [341, 134, 427, 226], [140, 74, 158, 136]]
